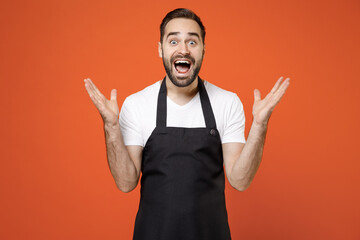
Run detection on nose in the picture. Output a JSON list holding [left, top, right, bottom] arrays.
[[177, 41, 189, 55]]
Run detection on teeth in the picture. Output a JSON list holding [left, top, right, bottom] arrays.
[[175, 60, 190, 64]]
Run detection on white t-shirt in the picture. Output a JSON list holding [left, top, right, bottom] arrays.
[[119, 80, 246, 147]]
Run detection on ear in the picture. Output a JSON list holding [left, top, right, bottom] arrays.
[[158, 42, 163, 58]]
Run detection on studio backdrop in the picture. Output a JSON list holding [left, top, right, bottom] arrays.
[[1, 0, 359, 239]]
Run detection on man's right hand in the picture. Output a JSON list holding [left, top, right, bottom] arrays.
[[84, 78, 119, 126]]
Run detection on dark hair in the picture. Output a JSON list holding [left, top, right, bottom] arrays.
[[160, 8, 206, 44]]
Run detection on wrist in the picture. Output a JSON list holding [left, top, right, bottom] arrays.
[[251, 119, 268, 131], [104, 121, 120, 131], [104, 122, 121, 143]]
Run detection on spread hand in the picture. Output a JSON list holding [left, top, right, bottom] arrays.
[[84, 78, 119, 126], [252, 76, 290, 125]]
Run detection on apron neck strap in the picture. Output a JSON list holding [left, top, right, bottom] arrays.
[[156, 77, 217, 129]]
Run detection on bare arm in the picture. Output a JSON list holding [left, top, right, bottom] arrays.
[[223, 77, 290, 191], [84, 78, 142, 193], [223, 123, 266, 192]]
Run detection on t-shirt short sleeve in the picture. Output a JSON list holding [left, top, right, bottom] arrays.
[[119, 97, 143, 146], [221, 94, 246, 144]]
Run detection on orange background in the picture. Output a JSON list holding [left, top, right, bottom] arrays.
[[1, 0, 359, 239]]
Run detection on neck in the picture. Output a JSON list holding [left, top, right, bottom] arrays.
[[164, 76, 199, 106]]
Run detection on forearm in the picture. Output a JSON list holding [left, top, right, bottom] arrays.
[[104, 123, 139, 192], [230, 121, 268, 191]]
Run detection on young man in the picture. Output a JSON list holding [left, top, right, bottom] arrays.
[[84, 8, 290, 240]]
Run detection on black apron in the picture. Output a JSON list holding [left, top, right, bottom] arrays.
[[133, 77, 231, 240]]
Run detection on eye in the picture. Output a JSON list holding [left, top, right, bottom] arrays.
[[170, 40, 177, 45], [189, 40, 197, 45]]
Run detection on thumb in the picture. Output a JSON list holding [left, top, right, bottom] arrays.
[[254, 89, 261, 102], [110, 89, 117, 101]]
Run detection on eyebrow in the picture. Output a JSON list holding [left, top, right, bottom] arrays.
[[166, 32, 201, 40], [188, 32, 200, 39]]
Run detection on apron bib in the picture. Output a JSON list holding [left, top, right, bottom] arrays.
[[133, 78, 231, 240]]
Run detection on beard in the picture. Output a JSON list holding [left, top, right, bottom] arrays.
[[162, 53, 203, 88]]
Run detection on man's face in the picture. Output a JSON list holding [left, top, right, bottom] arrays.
[[159, 18, 205, 87]]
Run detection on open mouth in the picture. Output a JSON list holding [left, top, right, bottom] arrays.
[[174, 60, 192, 74]]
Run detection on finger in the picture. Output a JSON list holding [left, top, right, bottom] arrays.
[[266, 77, 289, 100], [270, 76, 283, 94], [270, 79, 290, 106], [86, 78, 105, 100], [86, 88, 102, 108], [85, 83, 102, 105], [254, 89, 261, 102], [88, 81, 110, 109], [84, 78, 95, 97], [85, 80, 102, 102], [263, 76, 284, 101], [276, 77, 290, 93], [84, 78, 106, 109], [110, 89, 117, 101], [84, 78, 97, 95]]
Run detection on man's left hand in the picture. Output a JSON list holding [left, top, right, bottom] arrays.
[[252, 76, 290, 126]]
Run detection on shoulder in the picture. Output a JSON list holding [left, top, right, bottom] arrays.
[[120, 81, 160, 120], [203, 80, 240, 104], [203, 80, 244, 120], [122, 81, 160, 113], [125, 81, 160, 104]]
